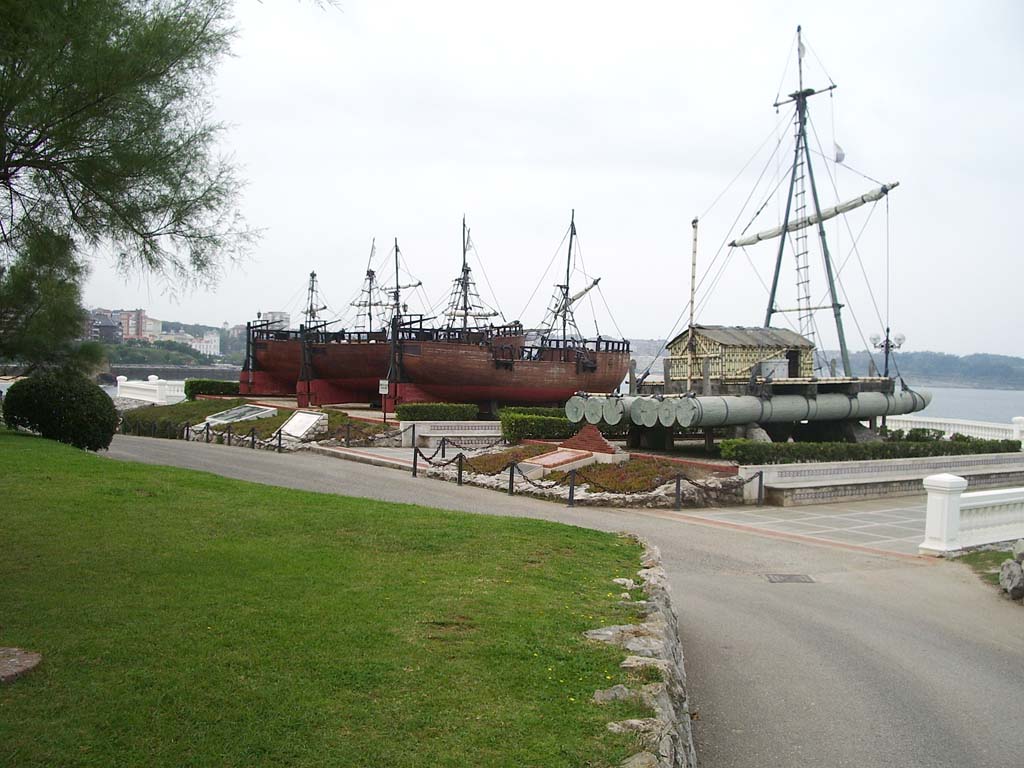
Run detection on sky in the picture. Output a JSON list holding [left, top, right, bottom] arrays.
[[83, 0, 1024, 358]]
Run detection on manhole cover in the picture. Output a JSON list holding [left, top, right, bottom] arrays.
[[765, 574, 814, 583]]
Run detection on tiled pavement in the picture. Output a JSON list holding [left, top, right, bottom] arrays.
[[684, 495, 928, 555]]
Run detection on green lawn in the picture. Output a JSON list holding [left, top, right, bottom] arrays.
[[0, 432, 650, 767], [119, 399, 384, 440]]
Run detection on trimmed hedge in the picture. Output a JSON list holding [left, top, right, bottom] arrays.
[[720, 438, 1022, 465], [2, 373, 118, 451], [184, 378, 240, 400], [500, 413, 576, 442], [395, 403, 478, 421], [498, 406, 566, 419]]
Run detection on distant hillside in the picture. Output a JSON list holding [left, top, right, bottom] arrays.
[[629, 340, 1024, 390], [840, 351, 1024, 390]]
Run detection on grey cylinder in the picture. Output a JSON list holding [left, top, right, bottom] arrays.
[[565, 395, 586, 424], [630, 397, 661, 428], [674, 389, 931, 428], [584, 396, 605, 425], [657, 397, 678, 428], [602, 396, 633, 426]]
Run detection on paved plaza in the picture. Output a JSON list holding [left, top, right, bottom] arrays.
[[684, 495, 928, 556]]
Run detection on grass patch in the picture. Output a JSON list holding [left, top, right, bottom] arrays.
[[120, 400, 384, 441], [464, 444, 553, 475], [958, 549, 1013, 586], [549, 456, 704, 494], [0, 431, 650, 767]]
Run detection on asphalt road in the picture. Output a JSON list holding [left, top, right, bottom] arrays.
[[105, 436, 1024, 767]]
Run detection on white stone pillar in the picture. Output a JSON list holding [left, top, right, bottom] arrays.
[[919, 473, 968, 556], [116, 375, 128, 398], [1012, 416, 1024, 447]]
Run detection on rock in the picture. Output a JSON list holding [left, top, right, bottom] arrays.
[[620, 655, 671, 673], [621, 752, 659, 768], [613, 577, 638, 589], [607, 718, 666, 735], [743, 424, 773, 443], [1013, 539, 1024, 564], [0, 647, 42, 684], [593, 684, 635, 704], [999, 559, 1024, 600], [620, 592, 632, 600], [640, 545, 662, 568]]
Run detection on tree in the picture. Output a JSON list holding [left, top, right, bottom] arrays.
[[0, 0, 251, 281], [0, 0, 253, 370], [0, 225, 103, 372]]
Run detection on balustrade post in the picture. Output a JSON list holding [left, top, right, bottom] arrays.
[[919, 473, 968, 555], [1013, 417, 1024, 449]]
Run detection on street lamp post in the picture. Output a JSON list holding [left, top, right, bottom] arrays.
[[870, 327, 905, 379], [870, 328, 905, 430]]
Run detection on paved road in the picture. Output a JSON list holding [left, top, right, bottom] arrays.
[[106, 436, 1024, 767]]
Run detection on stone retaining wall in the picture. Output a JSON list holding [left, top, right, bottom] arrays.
[[585, 539, 697, 768]]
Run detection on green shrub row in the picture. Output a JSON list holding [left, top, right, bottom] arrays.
[[500, 413, 576, 442], [184, 379, 240, 400], [2, 373, 118, 451], [719, 438, 1022, 465], [394, 402, 478, 421], [120, 408, 190, 439], [498, 406, 566, 419]]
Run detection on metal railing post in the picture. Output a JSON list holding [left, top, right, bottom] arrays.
[[757, 471, 765, 506], [507, 463, 515, 495], [276, 430, 282, 453], [345, 423, 352, 447], [675, 476, 682, 511], [441, 436, 446, 459], [412, 447, 419, 478], [250, 428, 256, 449], [227, 424, 233, 447], [568, 469, 576, 507], [411, 423, 417, 448], [457, 453, 464, 486], [205, 423, 210, 443], [185, 423, 191, 441]]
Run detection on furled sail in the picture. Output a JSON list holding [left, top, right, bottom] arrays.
[[729, 182, 899, 248]]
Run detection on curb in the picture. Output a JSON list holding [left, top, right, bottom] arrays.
[[586, 539, 697, 768]]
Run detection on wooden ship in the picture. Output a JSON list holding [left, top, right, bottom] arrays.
[[387, 214, 631, 409]]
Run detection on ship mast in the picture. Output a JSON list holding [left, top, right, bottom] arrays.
[[561, 209, 576, 341], [762, 25, 851, 376], [302, 271, 326, 327], [461, 216, 470, 330]]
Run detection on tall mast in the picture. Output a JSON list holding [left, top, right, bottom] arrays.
[[688, 217, 698, 392], [461, 216, 470, 330], [303, 270, 324, 326], [366, 239, 375, 333], [562, 209, 575, 341], [762, 25, 850, 376], [393, 237, 401, 317]]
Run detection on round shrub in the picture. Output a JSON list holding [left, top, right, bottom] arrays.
[[2, 372, 118, 451]]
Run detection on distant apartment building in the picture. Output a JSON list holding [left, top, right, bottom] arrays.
[[261, 311, 290, 330], [144, 317, 162, 336], [189, 331, 221, 357], [83, 310, 122, 343], [117, 308, 148, 340]]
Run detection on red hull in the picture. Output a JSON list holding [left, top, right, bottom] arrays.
[[239, 338, 302, 395], [400, 340, 629, 405]]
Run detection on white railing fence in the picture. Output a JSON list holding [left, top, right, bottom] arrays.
[[116, 375, 187, 405], [885, 415, 1024, 444], [919, 473, 1024, 555]]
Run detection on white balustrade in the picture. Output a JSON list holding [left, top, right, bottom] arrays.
[[919, 473, 1024, 555], [115, 375, 187, 405], [885, 414, 1024, 444]]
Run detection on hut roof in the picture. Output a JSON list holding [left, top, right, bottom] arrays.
[[668, 325, 814, 350]]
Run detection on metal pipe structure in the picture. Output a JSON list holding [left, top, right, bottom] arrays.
[[566, 390, 931, 428]]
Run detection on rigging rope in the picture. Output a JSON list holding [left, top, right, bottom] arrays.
[[518, 224, 571, 322]]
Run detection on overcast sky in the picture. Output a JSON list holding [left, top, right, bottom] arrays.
[[84, 0, 1024, 358]]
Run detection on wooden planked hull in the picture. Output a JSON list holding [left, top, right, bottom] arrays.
[[401, 340, 629, 404]]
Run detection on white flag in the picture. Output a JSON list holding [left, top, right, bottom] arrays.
[[834, 143, 846, 164], [798, 40, 805, 60], [465, 229, 474, 251]]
